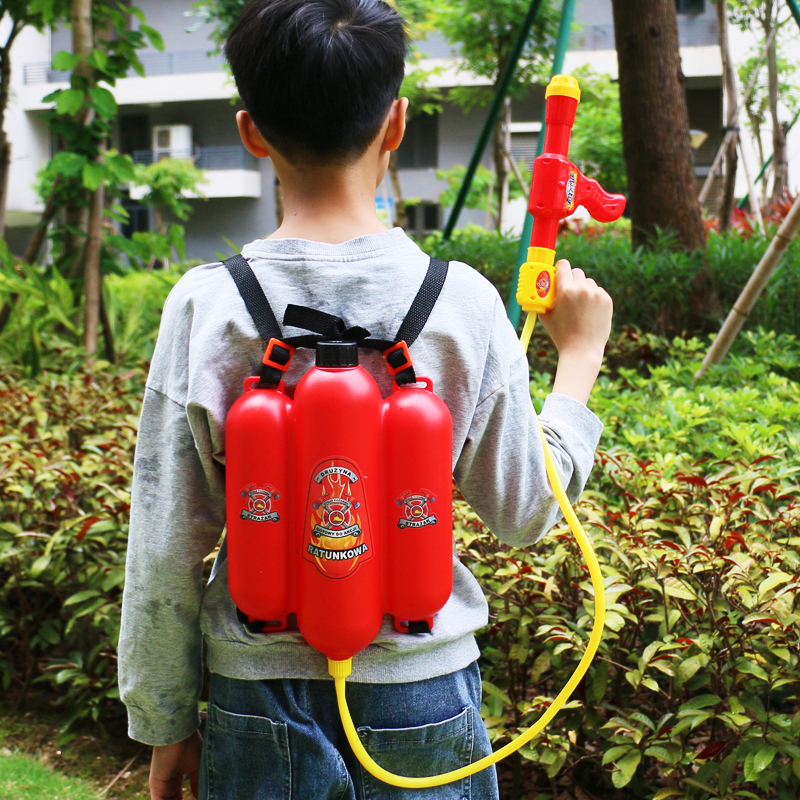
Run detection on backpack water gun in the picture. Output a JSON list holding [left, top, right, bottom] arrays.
[[223, 74, 626, 788]]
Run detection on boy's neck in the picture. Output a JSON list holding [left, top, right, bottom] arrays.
[[268, 154, 389, 244]]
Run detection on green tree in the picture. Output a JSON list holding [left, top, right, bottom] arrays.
[[0, 1, 164, 359], [0, 1, 72, 238], [730, 0, 798, 202], [737, 37, 799, 204], [569, 69, 626, 195], [133, 158, 207, 269], [432, 0, 558, 232]]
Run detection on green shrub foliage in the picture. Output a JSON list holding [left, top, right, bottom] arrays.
[[0, 366, 145, 732], [425, 228, 800, 339], [2, 310, 800, 796]]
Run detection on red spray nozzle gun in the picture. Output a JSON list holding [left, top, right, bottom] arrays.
[[516, 75, 627, 316]]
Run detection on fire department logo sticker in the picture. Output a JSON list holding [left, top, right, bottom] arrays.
[[303, 457, 373, 579], [396, 490, 438, 529], [240, 484, 280, 523]]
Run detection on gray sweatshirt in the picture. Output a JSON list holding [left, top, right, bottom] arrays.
[[118, 228, 603, 746]]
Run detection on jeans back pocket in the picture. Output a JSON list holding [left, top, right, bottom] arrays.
[[201, 702, 292, 800]]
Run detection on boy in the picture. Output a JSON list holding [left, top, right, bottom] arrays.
[[118, 0, 613, 798]]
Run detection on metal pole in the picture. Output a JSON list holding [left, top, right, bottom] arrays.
[[442, 0, 545, 239], [506, 0, 577, 326], [787, 0, 800, 30]]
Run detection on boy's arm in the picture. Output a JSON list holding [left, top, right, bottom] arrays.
[[118, 386, 225, 746], [454, 261, 611, 546]]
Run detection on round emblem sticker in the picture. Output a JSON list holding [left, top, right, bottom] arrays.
[[536, 271, 551, 298]]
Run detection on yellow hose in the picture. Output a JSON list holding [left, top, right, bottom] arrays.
[[328, 311, 606, 788]]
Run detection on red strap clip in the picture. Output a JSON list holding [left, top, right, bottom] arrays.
[[383, 341, 413, 376], [262, 338, 294, 372]]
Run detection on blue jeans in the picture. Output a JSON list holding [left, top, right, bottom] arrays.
[[199, 661, 499, 800]]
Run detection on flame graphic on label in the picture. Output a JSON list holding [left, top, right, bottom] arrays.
[[303, 457, 372, 578]]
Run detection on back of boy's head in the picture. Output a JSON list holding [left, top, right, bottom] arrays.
[[226, 0, 408, 166]]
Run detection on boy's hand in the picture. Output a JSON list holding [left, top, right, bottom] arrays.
[[150, 730, 202, 800], [538, 259, 613, 405]]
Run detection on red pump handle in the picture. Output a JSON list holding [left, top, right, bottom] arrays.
[[516, 75, 626, 315]]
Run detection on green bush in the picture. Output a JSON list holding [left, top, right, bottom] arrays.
[[461, 329, 800, 799], [424, 227, 800, 339], [0, 365, 144, 733]]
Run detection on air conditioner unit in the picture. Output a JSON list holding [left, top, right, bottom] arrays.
[[152, 125, 193, 161]]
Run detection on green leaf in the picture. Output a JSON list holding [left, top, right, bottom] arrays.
[[140, 24, 164, 51], [679, 694, 721, 712], [753, 745, 777, 774], [718, 753, 737, 795], [603, 610, 626, 631], [89, 86, 117, 119], [106, 152, 136, 183], [63, 589, 101, 607], [677, 656, 703, 683], [82, 161, 106, 191], [52, 51, 80, 71], [29, 554, 51, 578], [612, 749, 641, 788], [602, 745, 631, 766], [758, 571, 792, 595], [481, 681, 511, 706], [55, 88, 85, 116], [89, 48, 108, 72], [49, 151, 87, 178]]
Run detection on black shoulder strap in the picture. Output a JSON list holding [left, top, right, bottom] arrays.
[[222, 254, 449, 386], [223, 254, 283, 343], [395, 258, 449, 346]]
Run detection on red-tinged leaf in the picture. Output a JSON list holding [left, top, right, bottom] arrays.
[[77, 516, 102, 542], [696, 741, 728, 759], [657, 540, 685, 552], [751, 455, 777, 465], [676, 474, 707, 487]]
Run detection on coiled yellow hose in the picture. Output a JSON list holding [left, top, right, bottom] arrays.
[[328, 310, 606, 788]]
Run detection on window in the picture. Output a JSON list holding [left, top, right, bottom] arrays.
[[676, 0, 704, 13], [397, 113, 439, 169], [120, 191, 149, 239], [404, 203, 441, 236]]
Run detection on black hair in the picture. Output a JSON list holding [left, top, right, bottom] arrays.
[[225, 0, 408, 164]]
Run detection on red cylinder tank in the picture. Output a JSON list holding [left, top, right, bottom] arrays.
[[226, 377, 292, 628], [384, 377, 453, 632], [225, 341, 454, 661]]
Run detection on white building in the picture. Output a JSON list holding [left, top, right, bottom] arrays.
[[5, 0, 794, 259]]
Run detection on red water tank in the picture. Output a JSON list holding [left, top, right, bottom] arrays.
[[225, 341, 453, 661]]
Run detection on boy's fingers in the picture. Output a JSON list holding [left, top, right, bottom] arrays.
[[554, 259, 573, 287]]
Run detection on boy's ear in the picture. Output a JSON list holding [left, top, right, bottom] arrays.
[[236, 110, 270, 158], [383, 97, 409, 153]]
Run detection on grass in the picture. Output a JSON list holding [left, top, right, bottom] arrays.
[[0, 751, 100, 800], [0, 709, 150, 800]]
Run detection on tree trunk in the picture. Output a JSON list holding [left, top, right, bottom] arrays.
[[717, 0, 738, 231], [765, 10, 787, 202], [492, 97, 511, 232], [388, 150, 407, 229], [99, 278, 115, 363], [610, 0, 705, 250], [83, 178, 104, 355]]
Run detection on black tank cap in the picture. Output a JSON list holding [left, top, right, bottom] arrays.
[[316, 341, 358, 368]]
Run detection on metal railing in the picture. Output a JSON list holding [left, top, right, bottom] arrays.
[[23, 50, 225, 85], [569, 17, 718, 51], [132, 146, 258, 171]]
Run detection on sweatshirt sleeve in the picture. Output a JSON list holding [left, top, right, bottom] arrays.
[[118, 386, 225, 745], [453, 299, 603, 548]]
